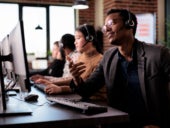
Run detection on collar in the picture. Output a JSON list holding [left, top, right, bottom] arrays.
[[118, 43, 137, 64]]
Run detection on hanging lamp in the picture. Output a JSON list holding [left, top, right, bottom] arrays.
[[35, 24, 43, 30], [72, 0, 89, 9]]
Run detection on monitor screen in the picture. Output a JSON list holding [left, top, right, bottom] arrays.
[[8, 20, 31, 93]]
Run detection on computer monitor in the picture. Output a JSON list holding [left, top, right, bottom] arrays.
[[0, 40, 6, 76], [0, 35, 15, 84], [0, 20, 32, 115], [8, 20, 31, 93]]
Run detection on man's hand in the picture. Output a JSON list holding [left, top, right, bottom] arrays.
[[69, 60, 86, 85]]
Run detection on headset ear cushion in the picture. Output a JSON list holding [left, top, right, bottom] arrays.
[[129, 20, 135, 27], [125, 20, 135, 29], [89, 35, 94, 42], [86, 35, 94, 42]]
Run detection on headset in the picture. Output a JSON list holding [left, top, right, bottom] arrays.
[[125, 10, 135, 29], [83, 24, 94, 42]]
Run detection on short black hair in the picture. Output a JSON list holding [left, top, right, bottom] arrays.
[[107, 8, 137, 35], [60, 33, 75, 51]]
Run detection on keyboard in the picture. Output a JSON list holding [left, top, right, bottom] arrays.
[[46, 95, 108, 115], [34, 83, 46, 92]]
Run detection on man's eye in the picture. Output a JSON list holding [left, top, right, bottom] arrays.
[[112, 21, 116, 24]]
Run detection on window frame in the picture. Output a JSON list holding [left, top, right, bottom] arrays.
[[0, 2, 76, 59]]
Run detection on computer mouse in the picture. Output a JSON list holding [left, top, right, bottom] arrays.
[[24, 94, 39, 102]]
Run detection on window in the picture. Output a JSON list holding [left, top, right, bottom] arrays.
[[23, 6, 47, 58], [0, 3, 18, 41], [0, 3, 76, 59], [49, 6, 75, 50]]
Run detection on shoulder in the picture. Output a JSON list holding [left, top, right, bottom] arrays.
[[94, 53, 103, 63], [105, 46, 117, 53], [71, 50, 81, 56], [136, 40, 170, 66], [103, 46, 118, 57], [136, 40, 169, 57], [96, 53, 103, 59], [70, 51, 81, 62]]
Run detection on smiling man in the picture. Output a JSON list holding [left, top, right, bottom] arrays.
[[69, 9, 170, 128]]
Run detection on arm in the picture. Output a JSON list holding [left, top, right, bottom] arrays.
[[69, 61, 105, 99], [48, 59, 65, 77], [161, 47, 170, 102], [159, 46, 170, 127], [45, 84, 72, 94], [160, 47, 170, 82], [44, 76, 73, 85]]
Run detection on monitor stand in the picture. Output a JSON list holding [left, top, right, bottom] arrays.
[[0, 96, 32, 116], [0, 56, 32, 116]]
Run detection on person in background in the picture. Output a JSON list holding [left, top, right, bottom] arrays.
[[30, 41, 65, 79], [43, 24, 106, 100], [31, 33, 80, 87], [69, 8, 170, 128]]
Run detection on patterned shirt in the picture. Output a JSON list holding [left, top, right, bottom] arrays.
[[62, 50, 80, 77]]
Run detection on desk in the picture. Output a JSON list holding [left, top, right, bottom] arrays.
[[0, 86, 129, 128]]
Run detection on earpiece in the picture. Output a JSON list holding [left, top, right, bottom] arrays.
[[83, 24, 94, 42], [125, 10, 135, 29]]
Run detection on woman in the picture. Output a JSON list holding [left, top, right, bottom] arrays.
[[45, 24, 106, 100], [32, 33, 80, 86], [30, 41, 65, 79]]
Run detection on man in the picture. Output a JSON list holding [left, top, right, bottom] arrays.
[[69, 9, 170, 128]]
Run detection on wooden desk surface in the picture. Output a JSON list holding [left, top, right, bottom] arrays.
[[0, 86, 129, 128]]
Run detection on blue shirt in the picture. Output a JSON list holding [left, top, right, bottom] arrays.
[[117, 47, 148, 125]]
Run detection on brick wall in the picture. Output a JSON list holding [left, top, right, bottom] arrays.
[[78, 0, 94, 25], [103, 0, 158, 50]]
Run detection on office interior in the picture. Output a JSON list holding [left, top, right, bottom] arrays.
[[0, 0, 170, 65], [0, 0, 170, 127]]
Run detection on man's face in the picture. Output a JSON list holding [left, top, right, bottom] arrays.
[[103, 13, 129, 46]]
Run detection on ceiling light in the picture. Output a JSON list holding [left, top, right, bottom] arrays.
[[72, 0, 89, 10]]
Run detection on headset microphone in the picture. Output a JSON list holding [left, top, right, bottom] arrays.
[[82, 41, 88, 48], [81, 24, 94, 48]]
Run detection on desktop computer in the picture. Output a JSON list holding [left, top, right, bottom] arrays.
[[0, 20, 32, 116]]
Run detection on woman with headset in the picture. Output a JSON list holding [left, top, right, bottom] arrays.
[[44, 24, 106, 100]]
